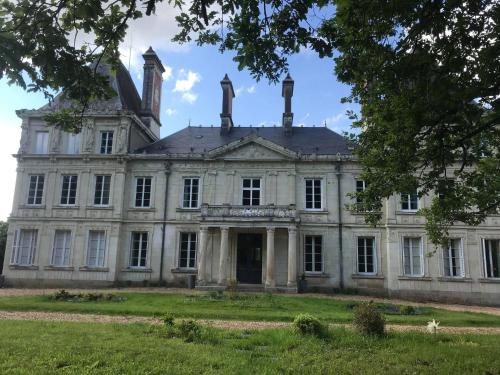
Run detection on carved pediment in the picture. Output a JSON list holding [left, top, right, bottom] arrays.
[[207, 136, 297, 160]]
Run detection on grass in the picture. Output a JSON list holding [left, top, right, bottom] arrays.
[[0, 291, 499, 327], [0, 320, 499, 374]]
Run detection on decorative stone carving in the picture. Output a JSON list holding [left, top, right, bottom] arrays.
[[19, 122, 30, 154], [50, 128, 62, 153], [83, 118, 95, 153], [201, 204, 296, 219], [116, 121, 128, 153]]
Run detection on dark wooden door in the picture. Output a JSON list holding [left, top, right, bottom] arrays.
[[237, 233, 263, 284]]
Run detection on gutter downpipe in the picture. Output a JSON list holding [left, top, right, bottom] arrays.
[[159, 162, 171, 286], [335, 160, 344, 290]]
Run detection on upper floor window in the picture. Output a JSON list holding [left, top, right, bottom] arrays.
[[305, 235, 323, 273], [87, 230, 106, 267], [357, 237, 376, 274], [242, 178, 261, 206], [443, 238, 464, 277], [135, 177, 152, 207], [11, 229, 38, 266], [35, 131, 48, 154], [401, 191, 418, 211], [94, 175, 111, 206], [60, 175, 78, 205], [129, 232, 148, 268], [182, 178, 200, 208], [100, 131, 113, 154], [179, 232, 197, 269], [356, 180, 367, 204], [483, 239, 500, 278], [27, 175, 44, 205], [51, 230, 71, 267], [402, 237, 423, 276], [305, 179, 322, 210], [66, 132, 80, 154]]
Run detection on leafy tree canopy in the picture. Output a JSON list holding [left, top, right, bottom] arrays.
[[1, 0, 499, 243]]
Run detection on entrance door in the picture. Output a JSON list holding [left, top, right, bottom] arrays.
[[237, 233, 263, 284]]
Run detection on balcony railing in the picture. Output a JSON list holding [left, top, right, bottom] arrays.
[[200, 204, 297, 220]]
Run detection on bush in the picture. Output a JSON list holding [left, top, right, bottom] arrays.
[[293, 313, 324, 336], [178, 319, 202, 342], [353, 302, 385, 336], [162, 313, 175, 327], [399, 305, 416, 315], [50, 290, 126, 303]]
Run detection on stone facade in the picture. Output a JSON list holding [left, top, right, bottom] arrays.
[[3, 50, 500, 305]]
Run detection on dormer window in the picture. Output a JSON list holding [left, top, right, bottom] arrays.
[[100, 131, 113, 154], [242, 178, 261, 206], [35, 131, 48, 154], [66, 133, 80, 154]]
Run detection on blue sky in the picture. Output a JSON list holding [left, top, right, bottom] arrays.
[[0, 5, 356, 220]]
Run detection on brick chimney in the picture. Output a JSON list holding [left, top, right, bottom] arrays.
[[220, 74, 235, 134], [141, 46, 165, 137], [282, 73, 294, 134]]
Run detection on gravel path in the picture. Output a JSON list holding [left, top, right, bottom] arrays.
[[1, 310, 500, 334]]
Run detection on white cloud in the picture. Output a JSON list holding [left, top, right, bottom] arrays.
[[235, 86, 244, 97], [0, 120, 21, 220], [181, 92, 198, 104], [165, 108, 177, 116], [173, 70, 201, 92], [247, 85, 256, 94], [162, 65, 173, 81], [235, 85, 257, 97], [323, 112, 345, 125]]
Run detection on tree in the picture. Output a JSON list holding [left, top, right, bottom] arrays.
[[1, 0, 499, 243], [0, 221, 7, 272]]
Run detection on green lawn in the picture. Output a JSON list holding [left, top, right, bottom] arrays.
[[0, 320, 499, 374], [0, 291, 499, 327]]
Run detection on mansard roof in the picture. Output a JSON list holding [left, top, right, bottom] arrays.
[[135, 126, 352, 156]]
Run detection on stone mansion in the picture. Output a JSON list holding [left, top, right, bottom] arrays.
[[3, 48, 500, 305]]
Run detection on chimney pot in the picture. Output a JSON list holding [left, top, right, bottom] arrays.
[[282, 73, 294, 134]]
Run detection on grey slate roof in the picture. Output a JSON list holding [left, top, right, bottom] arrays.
[[135, 126, 352, 155]]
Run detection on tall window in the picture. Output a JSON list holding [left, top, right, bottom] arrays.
[[11, 229, 37, 265], [87, 230, 106, 267], [35, 131, 48, 154], [179, 232, 197, 269], [182, 178, 200, 208], [305, 235, 323, 273], [305, 179, 322, 210], [94, 175, 111, 206], [483, 239, 500, 278], [100, 131, 113, 154], [242, 178, 261, 206], [60, 175, 78, 205], [357, 237, 376, 274], [52, 230, 71, 266], [129, 232, 148, 268], [135, 177, 152, 207], [401, 191, 418, 211], [402, 237, 423, 276], [66, 133, 80, 154], [27, 175, 44, 205], [356, 180, 367, 204], [443, 239, 464, 277]]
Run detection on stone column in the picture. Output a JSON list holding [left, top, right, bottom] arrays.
[[265, 227, 275, 287], [287, 226, 298, 287], [218, 226, 229, 285], [197, 226, 209, 285]]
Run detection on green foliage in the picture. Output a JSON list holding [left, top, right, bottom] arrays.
[[161, 312, 175, 327], [353, 302, 385, 336], [177, 319, 202, 342], [293, 313, 323, 336], [0, 221, 7, 272], [51, 289, 126, 303], [400, 305, 417, 316]]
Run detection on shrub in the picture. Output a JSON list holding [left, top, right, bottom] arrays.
[[178, 319, 202, 342], [293, 313, 323, 336], [353, 302, 385, 336], [400, 305, 416, 315], [162, 313, 175, 327]]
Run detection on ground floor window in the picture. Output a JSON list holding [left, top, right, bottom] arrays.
[[87, 230, 106, 267], [52, 230, 71, 266], [357, 237, 376, 274], [305, 235, 323, 273], [129, 232, 148, 268], [443, 239, 464, 277], [179, 232, 197, 269], [402, 237, 423, 276], [11, 229, 37, 265], [483, 239, 500, 278]]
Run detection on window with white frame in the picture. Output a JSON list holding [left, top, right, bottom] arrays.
[[401, 191, 419, 211], [179, 232, 197, 269], [27, 175, 44, 205], [135, 177, 152, 207], [483, 239, 500, 278], [305, 179, 322, 210], [443, 238, 464, 277], [87, 230, 106, 267], [51, 230, 71, 266], [305, 235, 323, 273], [35, 131, 48, 154], [94, 175, 111, 206], [242, 178, 261, 206], [11, 229, 38, 265], [100, 131, 113, 154], [66, 132, 80, 154], [182, 178, 200, 208], [402, 237, 423, 276], [60, 175, 78, 205], [129, 232, 148, 268], [357, 237, 376, 274], [356, 180, 367, 204]]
